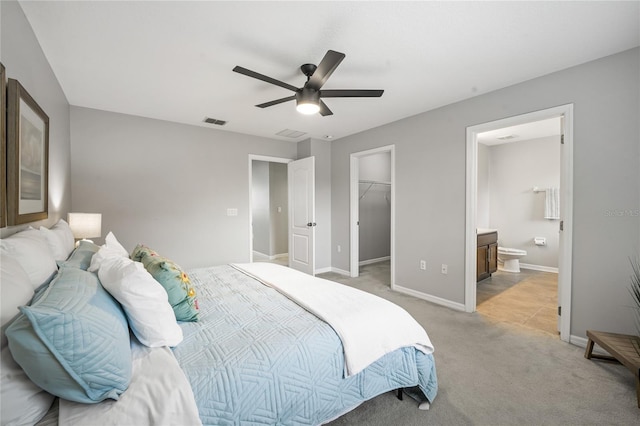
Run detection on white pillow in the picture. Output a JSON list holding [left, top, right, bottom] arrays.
[[98, 256, 183, 348], [1, 256, 34, 350], [88, 231, 130, 272], [1, 346, 55, 426], [39, 219, 75, 261], [0, 229, 57, 289], [0, 256, 33, 327]]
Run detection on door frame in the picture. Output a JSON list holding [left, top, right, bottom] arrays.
[[349, 145, 396, 288], [248, 154, 293, 263], [464, 104, 574, 342]]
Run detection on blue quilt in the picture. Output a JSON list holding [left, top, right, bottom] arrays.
[[173, 265, 437, 425]]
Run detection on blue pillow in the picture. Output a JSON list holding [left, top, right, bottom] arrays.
[[56, 240, 100, 270], [6, 267, 131, 403]]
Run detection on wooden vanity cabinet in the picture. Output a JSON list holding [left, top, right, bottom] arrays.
[[477, 231, 498, 282]]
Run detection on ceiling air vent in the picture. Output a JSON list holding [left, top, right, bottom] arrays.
[[497, 134, 518, 140], [276, 129, 307, 138], [204, 117, 227, 126]]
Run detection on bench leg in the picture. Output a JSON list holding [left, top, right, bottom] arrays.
[[636, 372, 639, 409], [585, 338, 595, 359]]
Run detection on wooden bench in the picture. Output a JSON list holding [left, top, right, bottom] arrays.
[[584, 330, 640, 408]]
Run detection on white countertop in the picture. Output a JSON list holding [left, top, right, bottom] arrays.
[[477, 228, 497, 235]]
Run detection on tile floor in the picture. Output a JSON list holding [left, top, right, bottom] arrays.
[[476, 268, 559, 336]]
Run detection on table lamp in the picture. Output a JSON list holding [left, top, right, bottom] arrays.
[[67, 212, 102, 244]]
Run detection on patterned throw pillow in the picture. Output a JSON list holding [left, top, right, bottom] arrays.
[[130, 244, 158, 262], [132, 245, 198, 322]]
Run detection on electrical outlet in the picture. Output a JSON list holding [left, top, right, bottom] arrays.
[[441, 264, 448, 274], [420, 260, 426, 270]]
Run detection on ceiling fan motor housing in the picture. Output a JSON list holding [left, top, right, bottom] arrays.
[[296, 87, 320, 104]]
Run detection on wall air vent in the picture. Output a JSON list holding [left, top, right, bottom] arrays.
[[204, 117, 227, 126], [276, 129, 307, 138], [497, 134, 518, 140]]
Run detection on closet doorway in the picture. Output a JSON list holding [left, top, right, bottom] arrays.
[[350, 145, 395, 288]]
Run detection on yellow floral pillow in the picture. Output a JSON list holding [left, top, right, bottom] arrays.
[[133, 246, 198, 322]]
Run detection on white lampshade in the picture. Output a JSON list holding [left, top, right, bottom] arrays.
[[296, 101, 320, 115], [67, 213, 102, 239]]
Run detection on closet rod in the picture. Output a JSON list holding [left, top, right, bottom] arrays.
[[359, 180, 391, 185]]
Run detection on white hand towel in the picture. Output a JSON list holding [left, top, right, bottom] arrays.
[[544, 187, 560, 220]]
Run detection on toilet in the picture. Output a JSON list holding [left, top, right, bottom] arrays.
[[497, 247, 527, 273]]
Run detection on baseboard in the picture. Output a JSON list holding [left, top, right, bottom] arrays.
[[570, 335, 588, 348], [393, 284, 466, 312], [314, 266, 333, 275], [327, 267, 350, 276], [520, 263, 558, 273], [359, 256, 390, 266], [253, 251, 288, 261]]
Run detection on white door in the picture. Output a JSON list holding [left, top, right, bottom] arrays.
[[288, 157, 315, 275]]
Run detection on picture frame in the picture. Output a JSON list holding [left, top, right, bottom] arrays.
[[0, 63, 6, 228], [7, 78, 49, 225]]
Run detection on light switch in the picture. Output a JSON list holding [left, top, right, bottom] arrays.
[[227, 208, 238, 217]]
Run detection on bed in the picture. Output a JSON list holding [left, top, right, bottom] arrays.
[[1, 221, 437, 425]]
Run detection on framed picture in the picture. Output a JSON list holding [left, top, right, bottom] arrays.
[[0, 63, 6, 228], [7, 78, 49, 225]]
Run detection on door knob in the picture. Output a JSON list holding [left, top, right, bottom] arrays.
[[307, 222, 317, 227]]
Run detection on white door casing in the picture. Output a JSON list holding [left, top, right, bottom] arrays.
[[464, 104, 573, 342], [288, 156, 315, 275]]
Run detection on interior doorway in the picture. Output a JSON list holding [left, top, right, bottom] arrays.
[[475, 117, 562, 336], [248, 155, 293, 264], [350, 145, 395, 288], [465, 105, 574, 342]]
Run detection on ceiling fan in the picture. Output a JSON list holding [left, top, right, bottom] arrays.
[[233, 50, 384, 116]]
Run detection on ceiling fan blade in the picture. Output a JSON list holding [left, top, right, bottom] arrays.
[[321, 89, 384, 98], [307, 50, 345, 91], [233, 66, 298, 92], [256, 95, 296, 108], [319, 100, 333, 116]]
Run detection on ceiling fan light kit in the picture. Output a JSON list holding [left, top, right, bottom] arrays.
[[296, 88, 321, 115], [233, 50, 384, 116]]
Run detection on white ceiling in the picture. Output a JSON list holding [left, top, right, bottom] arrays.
[[19, 1, 640, 142], [477, 117, 562, 146]]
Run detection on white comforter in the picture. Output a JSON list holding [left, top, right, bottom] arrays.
[[58, 335, 201, 426], [232, 262, 434, 377]]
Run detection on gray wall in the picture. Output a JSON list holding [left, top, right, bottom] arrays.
[[70, 106, 297, 269], [0, 0, 71, 238], [251, 161, 270, 255], [251, 161, 288, 257], [486, 136, 560, 269], [477, 143, 490, 229], [331, 47, 640, 338], [269, 162, 288, 256]]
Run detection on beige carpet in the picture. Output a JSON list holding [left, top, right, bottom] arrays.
[[318, 261, 640, 426]]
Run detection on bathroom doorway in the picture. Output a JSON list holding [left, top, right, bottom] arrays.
[[350, 145, 395, 288], [465, 105, 574, 342]]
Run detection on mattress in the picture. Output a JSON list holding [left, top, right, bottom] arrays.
[[173, 265, 437, 425]]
